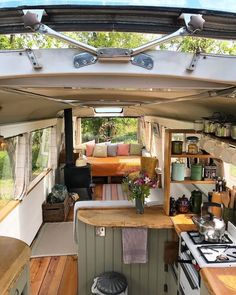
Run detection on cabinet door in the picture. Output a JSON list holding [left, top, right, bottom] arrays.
[[200, 281, 210, 295], [166, 265, 178, 295], [9, 264, 29, 295]]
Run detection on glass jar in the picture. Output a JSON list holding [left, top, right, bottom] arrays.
[[186, 136, 199, 154], [171, 141, 183, 154], [194, 120, 204, 131]]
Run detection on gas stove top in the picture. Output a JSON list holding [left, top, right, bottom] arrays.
[[198, 245, 236, 264], [187, 231, 233, 245], [181, 222, 236, 268]]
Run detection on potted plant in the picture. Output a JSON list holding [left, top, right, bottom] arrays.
[[123, 172, 157, 214]]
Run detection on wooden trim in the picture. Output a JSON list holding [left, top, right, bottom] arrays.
[[171, 153, 212, 159], [171, 178, 215, 184], [0, 200, 20, 222], [27, 168, 52, 195], [165, 129, 200, 134], [164, 130, 171, 215]]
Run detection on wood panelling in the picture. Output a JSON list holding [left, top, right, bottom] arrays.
[[77, 220, 173, 295], [30, 256, 77, 295]]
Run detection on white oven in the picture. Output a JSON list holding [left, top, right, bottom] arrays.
[[178, 240, 200, 295], [178, 222, 236, 295]]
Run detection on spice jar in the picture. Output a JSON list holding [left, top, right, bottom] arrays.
[[171, 141, 183, 154], [186, 136, 199, 154]]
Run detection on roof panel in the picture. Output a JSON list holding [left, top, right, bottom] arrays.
[[0, 0, 236, 14]]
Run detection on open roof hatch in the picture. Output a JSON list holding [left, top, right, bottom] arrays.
[[22, 10, 205, 70]]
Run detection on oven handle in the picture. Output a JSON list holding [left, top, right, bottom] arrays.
[[177, 259, 193, 264]]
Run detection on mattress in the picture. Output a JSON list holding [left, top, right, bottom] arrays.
[[87, 156, 141, 176]]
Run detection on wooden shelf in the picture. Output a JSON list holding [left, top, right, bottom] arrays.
[[171, 178, 215, 184], [171, 153, 212, 159]]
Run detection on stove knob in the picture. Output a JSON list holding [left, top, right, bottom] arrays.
[[192, 259, 197, 265], [181, 241, 186, 246], [186, 250, 191, 255]]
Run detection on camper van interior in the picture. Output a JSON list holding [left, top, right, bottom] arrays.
[[1, 1, 236, 295]]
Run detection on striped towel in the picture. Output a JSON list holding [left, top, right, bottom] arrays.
[[102, 184, 128, 200]]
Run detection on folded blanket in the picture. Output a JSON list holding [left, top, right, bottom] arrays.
[[122, 228, 148, 264]]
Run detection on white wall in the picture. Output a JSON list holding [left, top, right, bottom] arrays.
[[0, 170, 54, 246]]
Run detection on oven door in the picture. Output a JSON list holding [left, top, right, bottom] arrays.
[[179, 252, 200, 295]]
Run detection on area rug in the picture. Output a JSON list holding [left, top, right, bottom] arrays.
[[31, 222, 77, 258], [94, 184, 128, 201]]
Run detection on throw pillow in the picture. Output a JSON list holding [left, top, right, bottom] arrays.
[[107, 144, 118, 157], [86, 143, 95, 157], [117, 143, 130, 156], [74, 140, 95, 153], [130, 143, 143, 155], [93, 144, 108, 157]]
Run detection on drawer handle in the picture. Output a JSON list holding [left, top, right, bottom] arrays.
[[15, 289, 19, 295]]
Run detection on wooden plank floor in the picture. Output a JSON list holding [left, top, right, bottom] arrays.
[[30, 186, 105, 295], [30, 255, 78, 295]]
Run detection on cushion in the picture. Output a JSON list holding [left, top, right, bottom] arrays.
[[86, 143, 95, 157], [74, 140, 95, 153], [107, 144, 118, 157], [117, 143, 130, 156], [93, 144, 108, 157], [130, 143, 143, 155]]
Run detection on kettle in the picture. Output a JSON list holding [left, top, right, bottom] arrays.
[[190, 190, 202, 214], [192, 202, 226, 242]]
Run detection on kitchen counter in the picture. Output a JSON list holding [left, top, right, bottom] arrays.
[[77, 205, 236, 295], [201, 267, 236, 295], [78, 206, 174, 228], [0, 236, 30, 294]]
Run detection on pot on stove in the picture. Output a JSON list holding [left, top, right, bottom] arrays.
[[192, 202, 226, 242]]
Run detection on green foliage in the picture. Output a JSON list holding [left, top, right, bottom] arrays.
[[159, 36, 236, 54], [0, 151, 12, 179], [81, 118, 138, 143]]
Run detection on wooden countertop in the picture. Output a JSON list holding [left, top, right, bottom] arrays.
[[0, 236, 30, 294], [78, 206, 174, 228], [201, 267, 236, 295]]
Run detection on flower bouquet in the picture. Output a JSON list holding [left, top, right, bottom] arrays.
[[123, 172, 157, 214]]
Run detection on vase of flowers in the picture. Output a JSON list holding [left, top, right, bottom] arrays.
[[123, 172, 157, 214]]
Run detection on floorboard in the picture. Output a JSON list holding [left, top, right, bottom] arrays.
[[30, 255, 78, 295]]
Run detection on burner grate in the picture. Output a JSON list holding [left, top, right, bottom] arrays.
[[198, 245, 236, 264], [187, 231, 233, 245]]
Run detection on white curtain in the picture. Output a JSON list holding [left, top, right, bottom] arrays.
[[14, 134, 29, 200]]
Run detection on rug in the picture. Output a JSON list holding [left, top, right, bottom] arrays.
[[94, 184, 128, 201], [31, 222, 77, 258]]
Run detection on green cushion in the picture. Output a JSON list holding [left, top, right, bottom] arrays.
[[130, 143, 143, 155]]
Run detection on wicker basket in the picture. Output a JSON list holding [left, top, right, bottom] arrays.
[[42, 196, 70, 222]]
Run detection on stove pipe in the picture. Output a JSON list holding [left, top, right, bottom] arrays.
[[64, 108, 74, 166]]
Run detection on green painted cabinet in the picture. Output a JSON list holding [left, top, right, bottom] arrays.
[[77, 220, 174, 295], [9, 264, 30, 295]]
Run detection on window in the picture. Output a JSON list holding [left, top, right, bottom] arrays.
[[81, 117, 138, 143], [31, 128, 50, 179], [0, 137, 17, 209], [224, 163, 236, 188]]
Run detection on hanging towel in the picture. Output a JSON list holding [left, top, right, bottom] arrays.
[[122, 228, 148, 264]]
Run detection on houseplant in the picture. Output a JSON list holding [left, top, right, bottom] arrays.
[[123, 172, 157, 214]]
